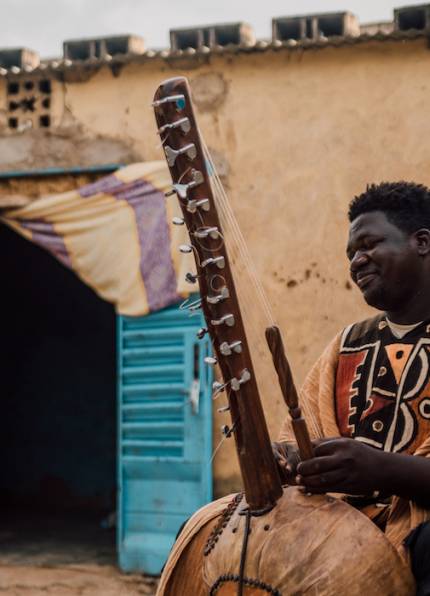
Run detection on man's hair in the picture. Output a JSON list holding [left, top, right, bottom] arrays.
[[348, 181, 430, 234]]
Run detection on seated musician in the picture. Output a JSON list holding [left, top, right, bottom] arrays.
[[274, 182, 430, 595]]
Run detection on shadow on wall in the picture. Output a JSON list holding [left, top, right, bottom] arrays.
[[0, 223, 116, 513]]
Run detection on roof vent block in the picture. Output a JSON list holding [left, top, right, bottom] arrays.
[[0, 48, 40, 70], [170, 22, 254, 51], [272, 12, 359, 42], [394, 4, 430, 31], [63, 35, 145, 61]]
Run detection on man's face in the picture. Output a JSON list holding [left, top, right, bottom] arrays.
[[346, 211, 421, 312]]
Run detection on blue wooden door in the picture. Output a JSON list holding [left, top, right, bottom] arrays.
[[117, 302, 213, 573]]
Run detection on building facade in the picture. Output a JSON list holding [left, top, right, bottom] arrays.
[[0, 3, 429, 511]]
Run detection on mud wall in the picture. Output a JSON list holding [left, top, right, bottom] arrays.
[[1, 39, 429, 494]]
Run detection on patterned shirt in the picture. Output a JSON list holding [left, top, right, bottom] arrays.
[[336, 314, 430, 454]]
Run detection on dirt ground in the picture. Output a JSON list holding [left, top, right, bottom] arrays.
[[0, 566, 158, 596], [0, 510, 159, 595]]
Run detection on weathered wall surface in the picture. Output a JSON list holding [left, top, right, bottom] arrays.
[[1, 40, 430, 494]]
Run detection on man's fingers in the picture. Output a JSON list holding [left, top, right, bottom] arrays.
[[274, 451, 288, 467], [272, 443, 297, 484], [296, 455, 339, 477], [272, 442, 288, 459], [296, 468, 347, 489], [313, 438, 348, 457], [311, 436, 339, 447]]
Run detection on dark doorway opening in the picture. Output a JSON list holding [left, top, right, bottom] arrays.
[[0, 223, 117, 566]]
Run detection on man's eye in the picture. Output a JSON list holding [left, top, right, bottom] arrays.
[[365, 239, 381, 250]]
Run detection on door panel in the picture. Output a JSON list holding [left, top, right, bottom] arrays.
[[117, 302, 213, 573]]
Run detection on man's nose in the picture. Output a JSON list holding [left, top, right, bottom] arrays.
[[350, 251, 369, 273]]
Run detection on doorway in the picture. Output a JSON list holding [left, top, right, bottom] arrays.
[[0, 222, 117, 567]]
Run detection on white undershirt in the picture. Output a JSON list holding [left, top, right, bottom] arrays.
[[385, 318, 422, 339]]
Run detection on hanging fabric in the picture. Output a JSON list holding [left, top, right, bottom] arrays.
[[0, 162, 195, 316]]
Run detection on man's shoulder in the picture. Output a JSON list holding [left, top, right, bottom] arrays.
[[340, 313, 385, 348]]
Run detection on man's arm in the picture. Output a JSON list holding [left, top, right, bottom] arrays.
[[296, 437, 430, 508]]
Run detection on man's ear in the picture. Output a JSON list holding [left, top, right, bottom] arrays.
[[413, 228, 430, 256]]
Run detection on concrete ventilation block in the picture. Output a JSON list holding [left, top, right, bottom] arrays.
[[272, 17, 307, 42], [0, 48, 40, 70], [63, 39, 97, 61], [394, 4, 430, 30], [170, 22, 255, 50], [104, 35, 145, 56], [170, 27, 206, 50], [63, 35, 145, 60], [272, 11, 359, 42], [212, 23, 255, 46], [6, 73, 52, 132]]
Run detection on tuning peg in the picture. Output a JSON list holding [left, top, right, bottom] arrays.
[[194, 226, 219, 239], [185, 272, 198, 284], [201, 256, 225, 269], [179, 244, 193, 254], [196, 327, 208, 339], [211, 314, 235, 327], [165, 170, 204, 199], [221, 424, 233, 438], [152, 93, 186, 111], [165, 143, 197, 167], [230, 369, 251, 392], [158, 117, 191, 135], [220, 340, 242, 356], [172, 217, 184, 225], [217, 405, 230, 413], [186, 198, 210, 214], [212, 381, 226, 398], [207, 287, 229, 305], [204, 356, 218, 366]]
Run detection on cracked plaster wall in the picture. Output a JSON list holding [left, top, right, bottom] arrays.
[[0, 75, 141, 170], [1, 41, 429, 494]]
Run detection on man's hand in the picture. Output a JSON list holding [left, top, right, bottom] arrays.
[[296, 437, 383, 496], [272, 441, 301, 485]]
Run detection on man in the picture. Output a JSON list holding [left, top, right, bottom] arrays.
[[275, 181, 430, 595]]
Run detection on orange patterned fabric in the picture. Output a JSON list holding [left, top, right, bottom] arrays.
[[279, 315, 430, 555]]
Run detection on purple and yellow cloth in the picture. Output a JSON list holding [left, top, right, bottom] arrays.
[[0, 162, 194, 315]]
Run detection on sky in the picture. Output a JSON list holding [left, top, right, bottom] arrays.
[[1, 0, 424, 59]]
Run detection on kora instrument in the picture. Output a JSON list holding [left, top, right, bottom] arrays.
[[152, 77, 415, 596]]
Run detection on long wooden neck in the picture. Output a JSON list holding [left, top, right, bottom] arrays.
[[153, 77, 282, 511]]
